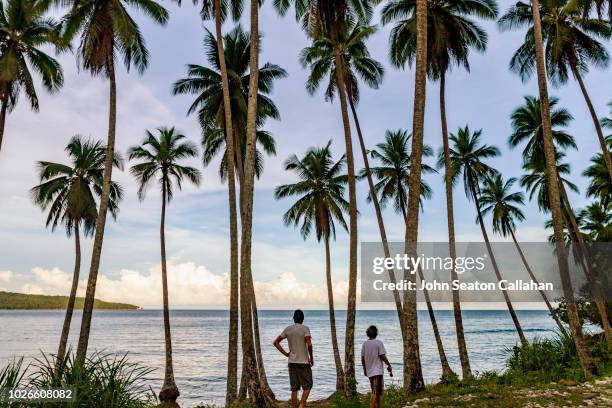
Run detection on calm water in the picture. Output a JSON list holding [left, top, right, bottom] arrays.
[[0, 309, 562, 407]]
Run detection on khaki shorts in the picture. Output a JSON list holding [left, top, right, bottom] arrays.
[[288, 363, 313, 391], [369, 375, 384, 395]]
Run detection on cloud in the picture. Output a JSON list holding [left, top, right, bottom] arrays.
[[1, 262, 350, 308], [0, 271, 12, 282]]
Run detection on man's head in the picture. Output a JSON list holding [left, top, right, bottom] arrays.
[[366, 325, 378, 339], [293, 309, 304, 324]]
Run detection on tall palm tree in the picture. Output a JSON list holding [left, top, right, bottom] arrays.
[[446, 126, 528, 346], [479, 174, 568, 335], [275, 143, 349, 391], [173, 24, 284, 402], [499, 0, 612, 182], [194, 0, 242, 401], [518, 0, 595, 371], [382, 0, 498, 378], [128, 127, 201, 405], [510, 95, 612, 343], [275, 0, 376, 392], [367, 129, 456, 377], [509, 96, 577, 166], [62, 0, 170, 362], [0, 0, 64, 154], [31, 136, 123, 365]]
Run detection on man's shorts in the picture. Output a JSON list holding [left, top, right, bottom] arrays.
[[288, 363, 313, 391], [369, 375, 384, 395]]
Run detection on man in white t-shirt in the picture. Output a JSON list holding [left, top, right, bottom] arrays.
[[273, 309, 314, 408], [361, 325, 392, 408]]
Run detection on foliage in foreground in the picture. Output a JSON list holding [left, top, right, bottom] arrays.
[[0, 352, 156, 408]]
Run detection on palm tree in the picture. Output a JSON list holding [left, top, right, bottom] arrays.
[[367, 130, 436, 218], [583, 136, 612, 207], [30, 136, 123, 365], [382, 0, 498, 378], [479, 174, 568, 335], [0, 0, 64, 154], [579, 201, 612, 242], [275, 0, 377, 392], [195, 0, 241, 401], [367, 129, 457, 377], [509, 96, 577, 166], [128, 127, 201, 405], [172, 25, 286, 187], [446, 126, 528, 346], [503, 0, 598, 371], [275, 143, 349, 390], [510, 95, 612, 343], [499, 0, 612, 182], [62, 0, 170, 363]]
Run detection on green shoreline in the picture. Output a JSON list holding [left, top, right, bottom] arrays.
[[0, 291, 140, 310]]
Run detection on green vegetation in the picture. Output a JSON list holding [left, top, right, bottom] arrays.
[[0, 291, 140, 310]]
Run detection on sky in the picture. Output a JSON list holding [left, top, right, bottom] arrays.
[[0, 1, 610, 308]]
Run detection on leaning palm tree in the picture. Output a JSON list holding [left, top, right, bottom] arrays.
[[446, 126, 528, 346], [503, 0, 597, 376], [509, 96, 577, 166], [479, 174, 568, 336], [275, 0, 377, 392], [31, 136, 123, 365], [0, 0, 65, 154], [62, 0, 170, 363], [128, 127, 201, 405], [381, 0, 498, 378], [275, 143, 348, 391], [499, 0, 612, 182], [579, 201, 612, 242]]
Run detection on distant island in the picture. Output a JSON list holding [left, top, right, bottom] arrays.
[[0, 291, 140, 310]]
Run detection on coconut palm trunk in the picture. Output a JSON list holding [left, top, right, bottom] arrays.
[[470, 179, 528, 346], [558, 181, 612, 343], [239, 0, 271, 403], [331, 44, 359, 394], [417, 267, 453, 377], [76, 55, 117, 361], [57, 224, 81, 364], [529, 0, 595, 378], [248, 280, 275, 401], [324, 236, 345, 390], [508, 227, 568, 336], [213, 0, 239, 402], [402, 0, 427, 393], [158, 177, 180, 404], [0, 100, 7, 154], [568, 60, 612, 182], [348, 99, 404, 322], [439, 71, 472, 379]]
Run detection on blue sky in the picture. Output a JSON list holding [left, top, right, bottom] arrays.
[[0, 1, 609, 308]]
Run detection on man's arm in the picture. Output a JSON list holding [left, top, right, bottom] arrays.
[[361, 355, 367, 377], [305, 336, 314, 366], [273, 335, 289, 357], [380, 354, 393, 376]]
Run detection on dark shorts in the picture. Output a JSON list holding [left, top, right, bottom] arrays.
[[288, 363, 313, 391], [369, 375, 384, 395]]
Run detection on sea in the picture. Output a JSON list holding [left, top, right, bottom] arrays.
[[0, 309, 570, 407]]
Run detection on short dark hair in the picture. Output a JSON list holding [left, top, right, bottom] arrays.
[[366, 325, 378, 339], [293, 309, 304, 324]]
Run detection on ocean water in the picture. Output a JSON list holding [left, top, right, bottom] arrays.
[[0, 309, 563, 407]]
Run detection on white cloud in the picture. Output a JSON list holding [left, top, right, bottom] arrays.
[[1, 262, 350, 308], [0, 271, 12, 283]]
